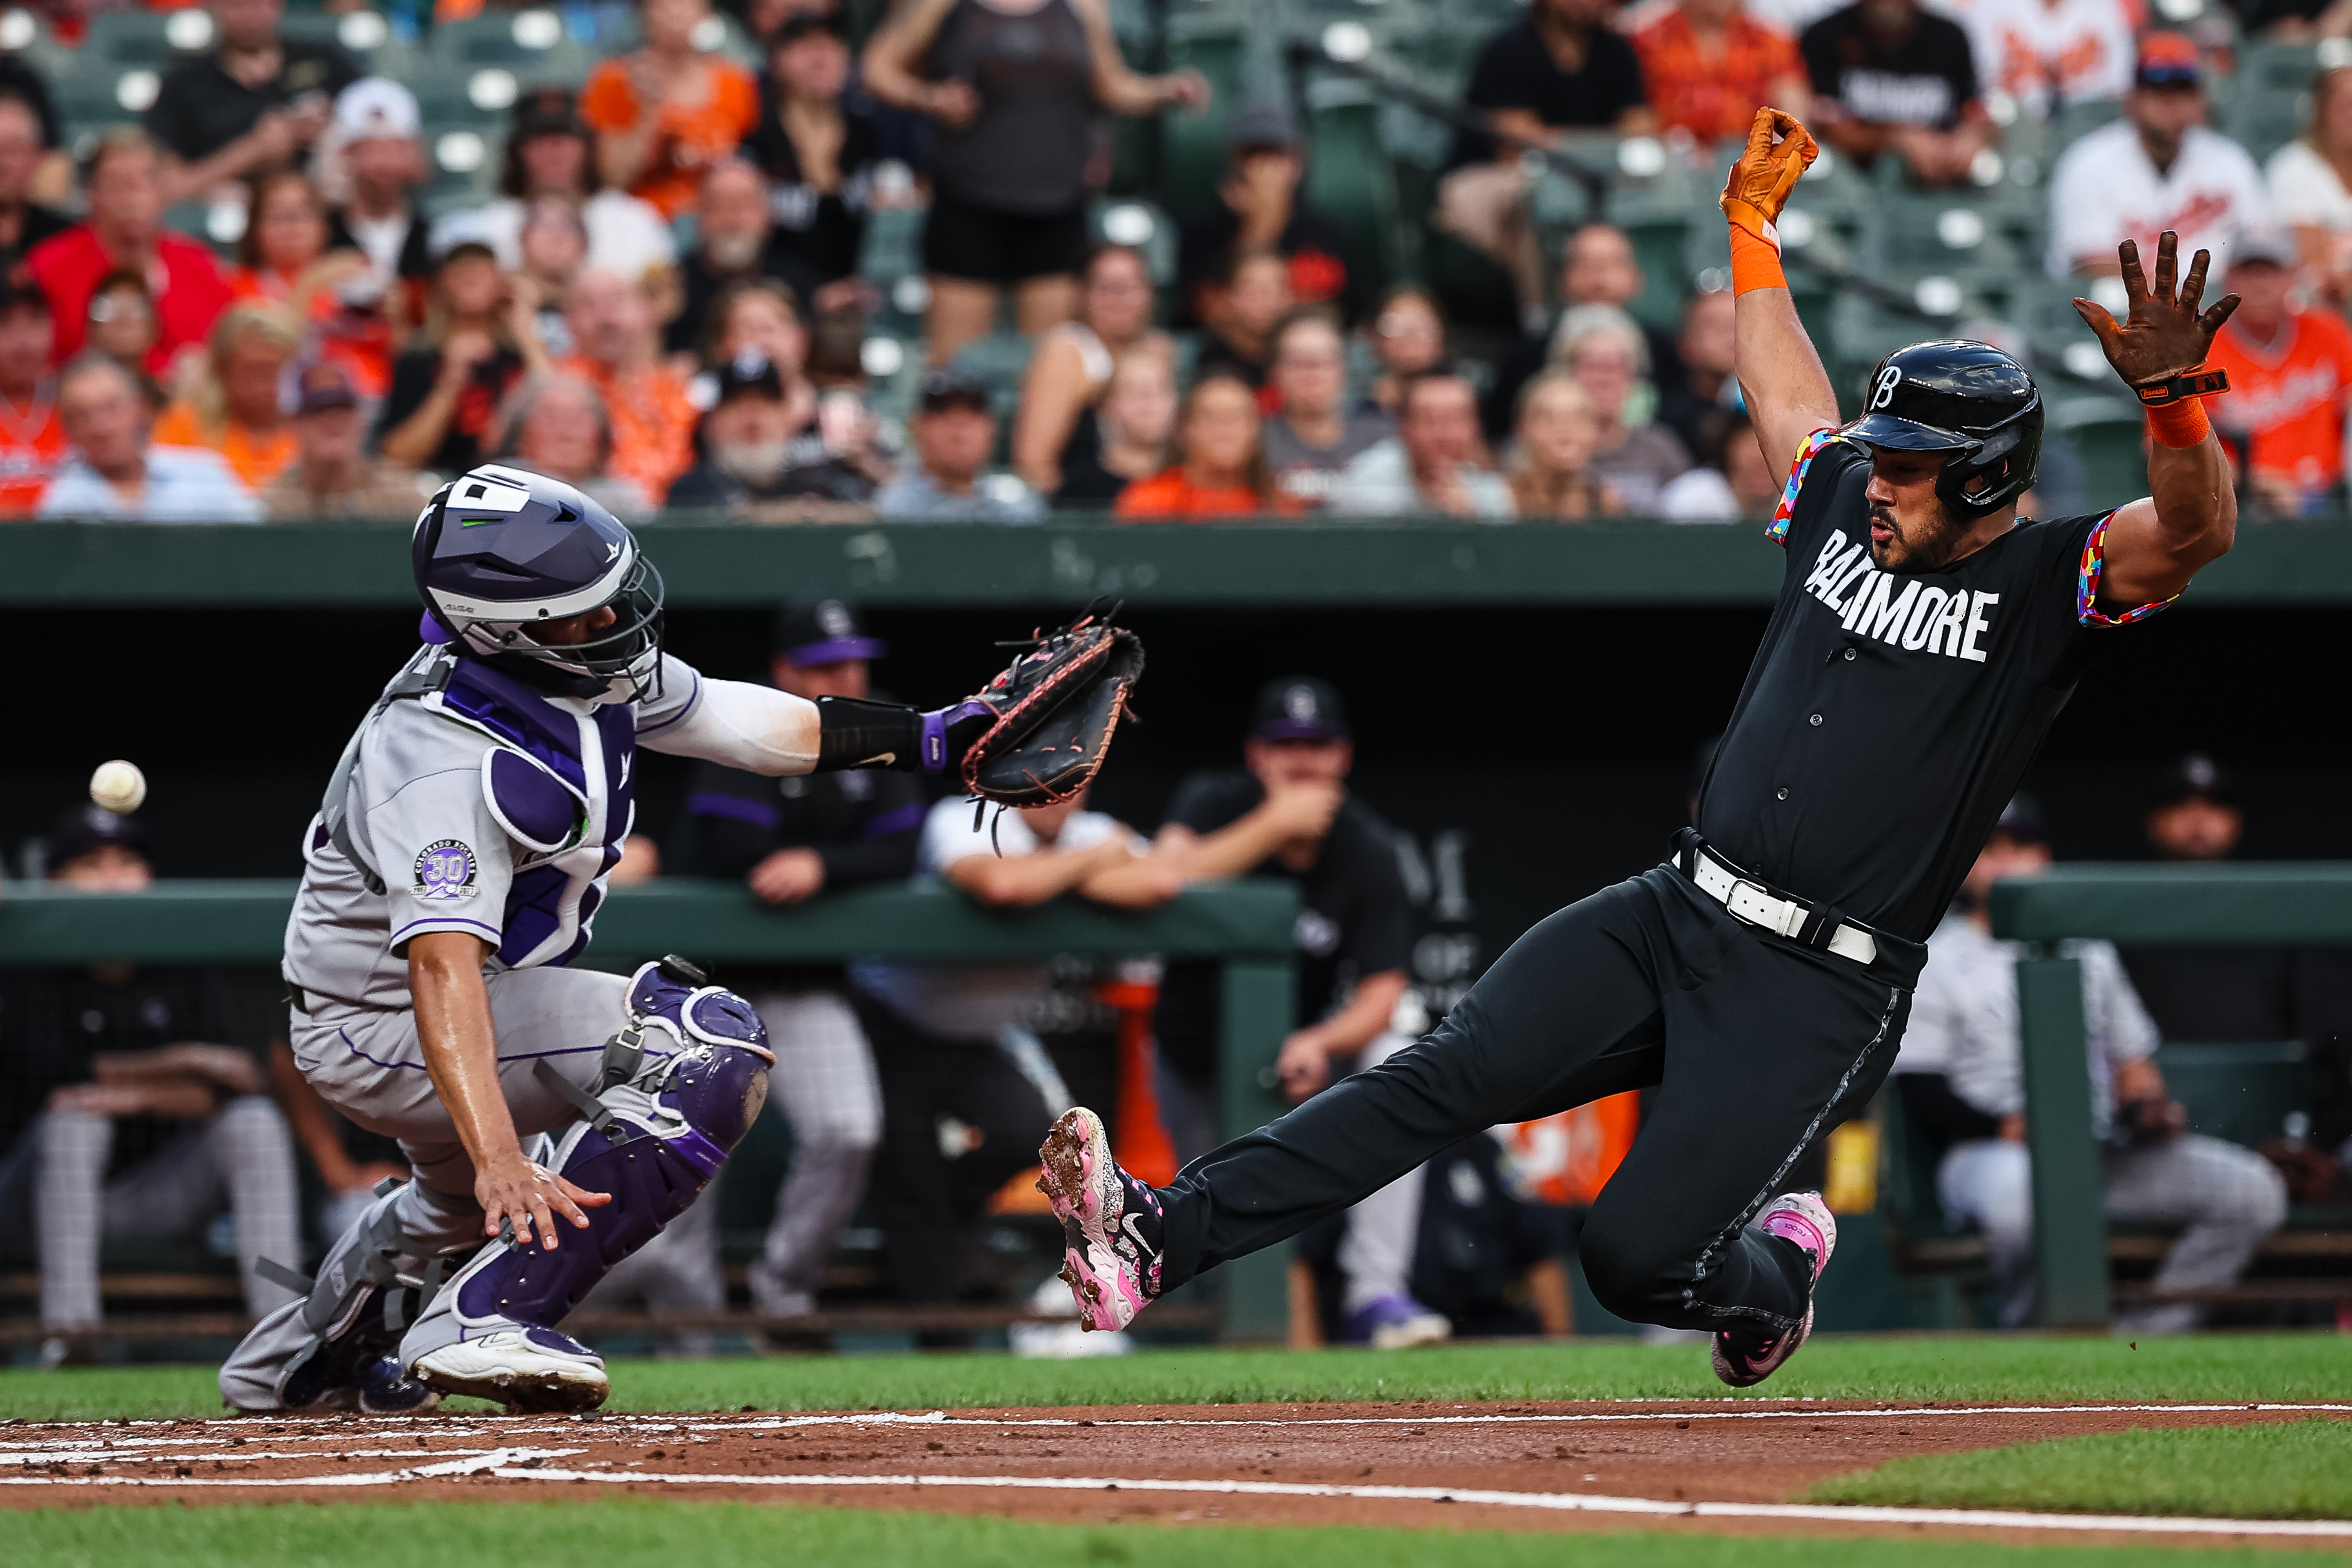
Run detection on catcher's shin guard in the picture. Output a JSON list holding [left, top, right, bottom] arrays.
[[402, 962, 773, 1410]]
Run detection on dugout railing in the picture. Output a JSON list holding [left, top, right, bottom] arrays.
[[0, 879, 1302, 1345], [1989, 865, 2352, 1327]]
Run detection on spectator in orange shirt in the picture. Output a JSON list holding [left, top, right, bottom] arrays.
[[27, 130, 231, 378], [0, 276, 64, 515], [151, 304, 301, 491], [557, 268, 699, 498], [1632, 0, 1808, 146], [231, 171, 389, 401], [581, 0, 761, 220], [2206, 228, 2352, 517], [1115, 371, 1293, 519]]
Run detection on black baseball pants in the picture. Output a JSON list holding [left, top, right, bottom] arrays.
[[1157, 864, 1924, 1335]]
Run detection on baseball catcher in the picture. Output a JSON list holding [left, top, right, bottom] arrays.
[[1039, 107, 2240, 1383], [218, 465, 1138, 1413]]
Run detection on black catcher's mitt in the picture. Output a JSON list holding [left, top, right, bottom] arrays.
[[958, 608, 1144, 808]]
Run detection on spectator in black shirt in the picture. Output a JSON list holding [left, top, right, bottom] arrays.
[[668, 598, 927, 1321], [0, 805, 300, 1368], [1178, 100, 1368, 328], [147, 0, 359, 203], [375, 241, 545, 475], [1442, 0, 1654, 332], [0, 91, 67, 283], [1152, 677, 1415, 1151], [744, 12, 880, 312], [1192, 247, 1294, 389], [1800, 0, 1992, 186], [318, 80, 434, 334], [667, 159, 824, 358]]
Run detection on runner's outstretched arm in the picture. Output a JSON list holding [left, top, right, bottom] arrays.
[[2074, 231, 2241, 607], [1722, 109, 1842, 475]]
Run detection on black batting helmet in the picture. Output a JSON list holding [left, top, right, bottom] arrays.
[[1848, 340, 2043, 521]]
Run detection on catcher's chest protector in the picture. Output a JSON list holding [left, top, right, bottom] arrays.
[[330, 652, 638, 970]]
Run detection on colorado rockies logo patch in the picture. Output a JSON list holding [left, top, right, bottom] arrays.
[[413, 839, 479, 900]]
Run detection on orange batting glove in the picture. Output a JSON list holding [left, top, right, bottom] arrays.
[[1721, 108, 1818, 294]]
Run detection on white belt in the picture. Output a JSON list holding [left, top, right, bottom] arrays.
[[1686, 850, 1879, 965]]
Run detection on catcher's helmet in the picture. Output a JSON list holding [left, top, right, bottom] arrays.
[[412, 464, 666, 703], [1847, 339, 2043, 521]]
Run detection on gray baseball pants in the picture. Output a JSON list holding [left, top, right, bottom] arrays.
[[36, 1097, 303, 1331]]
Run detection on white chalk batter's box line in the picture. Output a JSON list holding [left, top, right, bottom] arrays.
[[2, 1444, 2350, 1540]]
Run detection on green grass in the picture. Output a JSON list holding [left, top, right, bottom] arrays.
[[5, 1501, 2318, 1568], [1808, 1417, 2352, 1520], [4, 1332, 2347, 1422]]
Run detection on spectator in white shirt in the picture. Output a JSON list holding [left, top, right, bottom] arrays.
[[38, 355, 260, 521], [1895, 796, 2287, 1332], [851, 788, 1178, 1331], [2045, 33, 2272, 278], [1329, 372, 1514, 519], [1963, 0, 2132, 118], [2268, 65, 2352, 303]]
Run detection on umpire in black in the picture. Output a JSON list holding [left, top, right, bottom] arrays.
[[669, 599, 927, 1319], [1054, 108, 2248, 1385]]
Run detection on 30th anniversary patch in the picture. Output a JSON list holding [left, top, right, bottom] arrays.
[[413, 839, 479, 900]]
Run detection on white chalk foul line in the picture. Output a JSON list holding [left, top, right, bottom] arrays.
[[686, 1402, 2352, 1434], [491, 1466, 2352, 1539]]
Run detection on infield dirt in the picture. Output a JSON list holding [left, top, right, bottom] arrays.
[[7, 1398, 2351, 1550]]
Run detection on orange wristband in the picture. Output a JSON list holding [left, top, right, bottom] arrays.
[[1729, 223, 1787, 296], [2145, 397, 2210, 448]]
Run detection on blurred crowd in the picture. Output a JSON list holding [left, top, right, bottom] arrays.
[[9, 0, 2350, 524]]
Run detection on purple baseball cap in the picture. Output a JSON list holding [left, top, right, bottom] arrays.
[[773, 597, 885, 666], [1251, 675, 1348, 742]]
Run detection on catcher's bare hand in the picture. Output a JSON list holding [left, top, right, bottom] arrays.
[[1720, 107, 1818, 239], [476, 1149, 609, 1250], [2073, 232, 2238, 388]]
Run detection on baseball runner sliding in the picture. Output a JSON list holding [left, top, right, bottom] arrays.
[[219, 464, 1138, 1415], [1041, 107, 2242, 1386]]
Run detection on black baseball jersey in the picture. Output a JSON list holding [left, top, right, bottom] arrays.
[[1152, 769, 1416, 1082], [670, 735, 927, 987], [1695, 431, 2172, 942]]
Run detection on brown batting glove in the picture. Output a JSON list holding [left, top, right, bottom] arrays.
[[2073, 231, 2239, 391], [1720, 107, 1818, 248]]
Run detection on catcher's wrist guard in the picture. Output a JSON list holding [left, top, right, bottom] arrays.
[[814, 697, 924, 772]]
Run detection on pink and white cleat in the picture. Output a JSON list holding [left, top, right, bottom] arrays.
[[1711, 1191, 1837, 1388], [1037, 1107, 1164, 1332]]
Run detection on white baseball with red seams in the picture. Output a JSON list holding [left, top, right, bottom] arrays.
[[88, 759, 147, 815]]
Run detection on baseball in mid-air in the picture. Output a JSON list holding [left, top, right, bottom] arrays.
[[89, 759, 147, 815]]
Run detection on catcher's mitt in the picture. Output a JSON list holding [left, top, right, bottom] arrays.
[[959, 608, 1144, 808]]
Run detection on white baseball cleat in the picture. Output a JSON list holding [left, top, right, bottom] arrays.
[[409, 1327, 610, 1412], [1711, 1191, 1837, 1388]]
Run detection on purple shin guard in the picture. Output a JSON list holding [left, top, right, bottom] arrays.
[[436, 969, 773, 1340]]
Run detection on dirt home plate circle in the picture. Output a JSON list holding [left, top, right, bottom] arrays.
[[87, 759, 147, 815]]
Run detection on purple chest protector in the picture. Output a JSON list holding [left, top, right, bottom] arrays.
[[430, 657, 637, 970]]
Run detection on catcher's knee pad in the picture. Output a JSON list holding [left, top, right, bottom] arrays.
[[428, 973, 771, 1340]]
